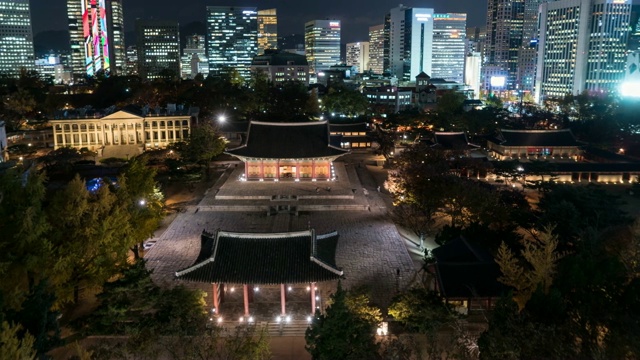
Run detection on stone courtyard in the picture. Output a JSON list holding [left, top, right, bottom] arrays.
[[144, 154, 418, 325]]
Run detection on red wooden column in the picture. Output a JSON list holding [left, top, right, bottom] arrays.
[[260, 160, 264, 179], [296, 161, 300, 180], [280, 284, 286, 316], [310, 282, 316, 314], [243, 284, 250, 316], [244, 162, 249, 179], [276, 159, 280, 179], [212, 283, 220, 314], [312, 160, 316, 179]]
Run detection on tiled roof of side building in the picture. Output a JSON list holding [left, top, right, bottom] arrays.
[[175, 230, 343, 285], [329, 122, 369, 133], [226, 121, 348, 159], [433, 132, 480, 150], [495, 129, 582, 147], [432, 236, 504, 298]]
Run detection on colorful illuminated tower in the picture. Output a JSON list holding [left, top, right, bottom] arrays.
[[67, 0, 125, 78]]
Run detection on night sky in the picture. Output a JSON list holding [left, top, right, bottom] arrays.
[[30, 0, 489, 43], [28, 0, 640, 44]]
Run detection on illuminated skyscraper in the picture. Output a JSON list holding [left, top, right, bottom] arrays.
[[386, 5, 434, 82], [432, 13, 466, 83], [181, 34, 209, 79], [0, 0, 34, 75], [304, 20, 341, 74], [136, 20, 180, 80], [257, 9, 277, 55], [535, 0, 631, 102], [368, 24, 385, 74], [66, 0, 125, 78], [483, 0, 524, 91], [207, 6, 258, 79], [346, 42, 369, 73]]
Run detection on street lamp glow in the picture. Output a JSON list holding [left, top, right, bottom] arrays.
[[218, 115, 226, 122], [139, 199, 146, 206]]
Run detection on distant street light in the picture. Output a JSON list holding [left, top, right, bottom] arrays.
[[139, 199, 146, 206], [218, 115, 226, 122]]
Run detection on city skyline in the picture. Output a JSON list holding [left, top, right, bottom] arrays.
[[30, 0, 494, 44]]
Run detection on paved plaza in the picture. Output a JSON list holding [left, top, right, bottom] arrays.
[[145, 154, 418, 323]]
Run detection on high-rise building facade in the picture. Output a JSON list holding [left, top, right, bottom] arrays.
[[304, 20, 341, 74], [257, 9, 277, 55], [136, 20, 180, 80], [67, 0, 126, 78], [207, 6, 258, 79], [181, 34, 209, 79], [432, 13, 466, 83], [346, 42, 369, 73], [516, 0, 543, 94], [630, 5, 640, 50], [386, 5, 434, 82], [368, 24, 385, 74], [535, 0, 632, 102], [483, 0, 525, 91], [0, 0, 34, 75]]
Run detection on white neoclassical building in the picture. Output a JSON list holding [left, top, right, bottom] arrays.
[[50, 110, 192, 154]]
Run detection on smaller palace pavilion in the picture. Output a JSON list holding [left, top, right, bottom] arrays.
[[226, 121, 348, 181], [175, 229, 343, 321]]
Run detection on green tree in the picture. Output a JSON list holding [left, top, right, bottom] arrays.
[[118, 156, 165, 258], [0, 170, 51, 310], [388, 288, 457, 335], [0, 321, 36, 360], [322, 85, 370, 117], [180, 122, 228, 167], [48, 175, 133, 304], [305, 283, 379, 360], [495, 227, 564, 310], [436, 91, 465, 115]]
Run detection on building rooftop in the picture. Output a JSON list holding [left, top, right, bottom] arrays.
[[251, 49, 308, 66], [493, 129, 582, 147], [433, 132, 480, 151], [175, 229, 343, 284], [432, 236, 504, 298], [226, 121, 348, 159]]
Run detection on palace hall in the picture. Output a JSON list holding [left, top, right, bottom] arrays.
[[226, 121, 348, 181]]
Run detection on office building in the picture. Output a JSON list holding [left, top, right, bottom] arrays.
[[34, 55, 72, 84], [66, 0, 125, 78], [483, 0, 525, 91], [629, 5, 640, 50], [304, 20, 341, 74], [250, 49, 309, 85], [368, 24, 385, 74], [432, 13, 466, 84], [181, 34, 209, 79], [0, 0, 35, 75], [278, 33, 304, 54], [257, 9, 277, 55], [136, 20, 180, 80], [207, 6, 258, 79], [346, 42, 369, 73], [535, 0, 632, 102], [386, 5, 434, 82], [125, 46, 137, 75]]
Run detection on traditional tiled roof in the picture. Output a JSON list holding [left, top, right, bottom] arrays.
[[329, 122, 369, 133], [175, 229, 343, 284], [433, 132, 480, 151], [432, 236, 504, 298], [493, 129, 581, 147], [226, 121, 349, 159]]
